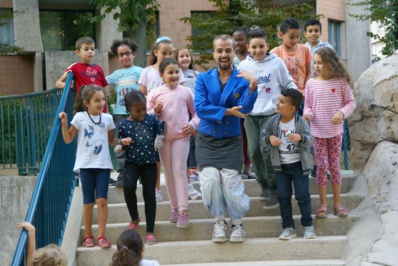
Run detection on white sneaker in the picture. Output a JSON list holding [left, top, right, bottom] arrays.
[[188, 183, 202, 200], [212, 220, 227, 243], [230, 224, 246, 243], [155, 189, 163, 203], [279, 227, 297, 240], [303, 226, 316, 239]]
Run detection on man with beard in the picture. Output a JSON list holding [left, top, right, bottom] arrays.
[[194, 34, 258, 243]]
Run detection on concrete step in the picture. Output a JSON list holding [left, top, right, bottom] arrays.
[[163, 260, 346, 266], [93, 193, 363, 224], [76, 236, 347, 266], [85, 215, 358, 244], [107, 175, 357, 204]]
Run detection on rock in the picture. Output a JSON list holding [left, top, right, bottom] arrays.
[[349, 50, 398, 171]]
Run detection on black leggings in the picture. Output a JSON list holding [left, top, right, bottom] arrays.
[[123, 162, 157, 233]]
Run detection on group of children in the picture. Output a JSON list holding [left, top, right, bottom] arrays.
[[53, 15, 355, 250]]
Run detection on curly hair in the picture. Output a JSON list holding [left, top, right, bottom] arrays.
[[314, 47, 353, 88], [31, 244, 67, 266], [110, 38, 139, 56], [110, 230, 143, 266]]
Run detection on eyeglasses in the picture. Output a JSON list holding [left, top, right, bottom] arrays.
[[118, 52, 132, 58]]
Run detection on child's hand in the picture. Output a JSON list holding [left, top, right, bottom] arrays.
[[332, 111, 344, 124], [303, 113, 312, 121], [59, 112, 68, 123], [269, 135, 282, 146], [18, 222, 35, 232], [154, 135, 165, 151], [154, 102, 163, 114], [288, 133, 302, 143], [121, 137, 132, 146], [182, 123, 194, 135]]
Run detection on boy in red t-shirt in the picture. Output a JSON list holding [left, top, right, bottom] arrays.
[[56, 36, 108, 112]]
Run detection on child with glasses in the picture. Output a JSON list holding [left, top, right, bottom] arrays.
[[106, 38, 144, 187]]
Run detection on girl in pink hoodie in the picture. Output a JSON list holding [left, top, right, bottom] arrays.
[[147, 58, 200, 228]]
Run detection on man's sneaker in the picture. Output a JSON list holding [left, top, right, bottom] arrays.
[[230, 224, 246, 243], [212, 220, 227, 243], [263, 188, 279, 208], [259, 183, 270, 200], [155, 189, 163, 203], [115, 174, 124, 187], [279, 227, 297, 240], [176, 212, 189, 228], [188, 183, 202, 200], [303, 226, 317, 239], [109, 178, 116, 186], [169, 210, 179, 223]]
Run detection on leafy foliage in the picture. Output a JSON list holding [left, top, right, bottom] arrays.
[[0, 9, 24, 55], [348, 0, 398, 57], [180, 0, 316, 68]]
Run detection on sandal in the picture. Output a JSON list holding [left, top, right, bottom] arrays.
[[315, 204, 328, 219], [334, 204, 349, 217], [82, 235, 95, 247], [146, 234, 157, 245], [97, 236, 111, 249], [128, 218, 140, 230]]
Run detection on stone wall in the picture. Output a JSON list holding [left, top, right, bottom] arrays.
[[348, 50, 398, 171], [0, 176, 37, 265]]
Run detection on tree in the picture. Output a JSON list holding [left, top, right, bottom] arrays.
[[180, 0, 316, 68], [348, 0, 398, 58], [89, 0, 160, 67], [0, 10, 24, 55]]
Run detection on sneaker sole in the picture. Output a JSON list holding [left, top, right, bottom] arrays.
[[176, 224, 189, 228], [189, 195, 202, 200], [304, 234, 317, 239], [230, 237, 246, 243], [212, 237, 227, 243], [279, 233, 297, 240]]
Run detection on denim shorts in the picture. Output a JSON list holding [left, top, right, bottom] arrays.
[[80, 168, 110, 204]]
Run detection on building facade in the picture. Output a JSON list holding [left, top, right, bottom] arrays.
[[0, 0, 370, 95]]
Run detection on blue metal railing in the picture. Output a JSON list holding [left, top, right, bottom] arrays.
[[0, 88, 63, 175], [11, 73, 77, 266]]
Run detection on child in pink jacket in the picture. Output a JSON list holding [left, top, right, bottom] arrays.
[[147, 58, 200, 228]]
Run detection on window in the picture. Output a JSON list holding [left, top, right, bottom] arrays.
[[39, 10, 95, 51], [0, 9, 14, 48], [190, 11, 212, 51], [328, 20, 342, 56]]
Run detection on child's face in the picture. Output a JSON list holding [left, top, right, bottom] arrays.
[[232, 31, 248, 54], [247, 37, 269, 60], [160, 64, 180, 86], [76, 43, 96, 64], [279, 29, 301, 50], [84, 91, 105, 115], [117, 45, 135, 68], [177, 49, 191, 70], [304, 25, 322, 46], [129, 102, 146, 122], [276, 94, 295, 116], [154, 43, 174, 64], [313, 53, 331, 79]]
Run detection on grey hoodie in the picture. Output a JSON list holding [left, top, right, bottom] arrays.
[[261, 114, 314, 175]]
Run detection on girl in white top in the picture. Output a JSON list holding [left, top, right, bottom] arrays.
[[139, 36, 186, 202], [59, 84, 132, 248], [303, 47, 356, 218]]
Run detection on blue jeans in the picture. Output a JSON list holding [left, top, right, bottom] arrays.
[[275, 161, 312, 229]]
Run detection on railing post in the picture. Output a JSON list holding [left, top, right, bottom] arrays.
[[15, 100, 27, 175]]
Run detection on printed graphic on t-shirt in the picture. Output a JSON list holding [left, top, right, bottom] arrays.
[[84, 123, 106, 155], [283, 57, 299, 86], [278, 119, 300, 164], [258, 74, 272, 94], [85, 67, 98, 83]]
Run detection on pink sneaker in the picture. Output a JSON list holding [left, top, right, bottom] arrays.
[[177, 212, 189, 228], [169, 210, 178, 223]]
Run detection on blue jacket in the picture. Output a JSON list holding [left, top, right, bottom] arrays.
[[194, 67, 258, 139]]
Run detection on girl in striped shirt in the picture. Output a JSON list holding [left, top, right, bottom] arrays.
[[303, 47, 356, 218]]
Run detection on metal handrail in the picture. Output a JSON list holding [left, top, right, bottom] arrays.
[[12, 73, 76, 266]]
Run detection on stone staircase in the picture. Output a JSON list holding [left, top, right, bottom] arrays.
[[74, 174, 362, 266]]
